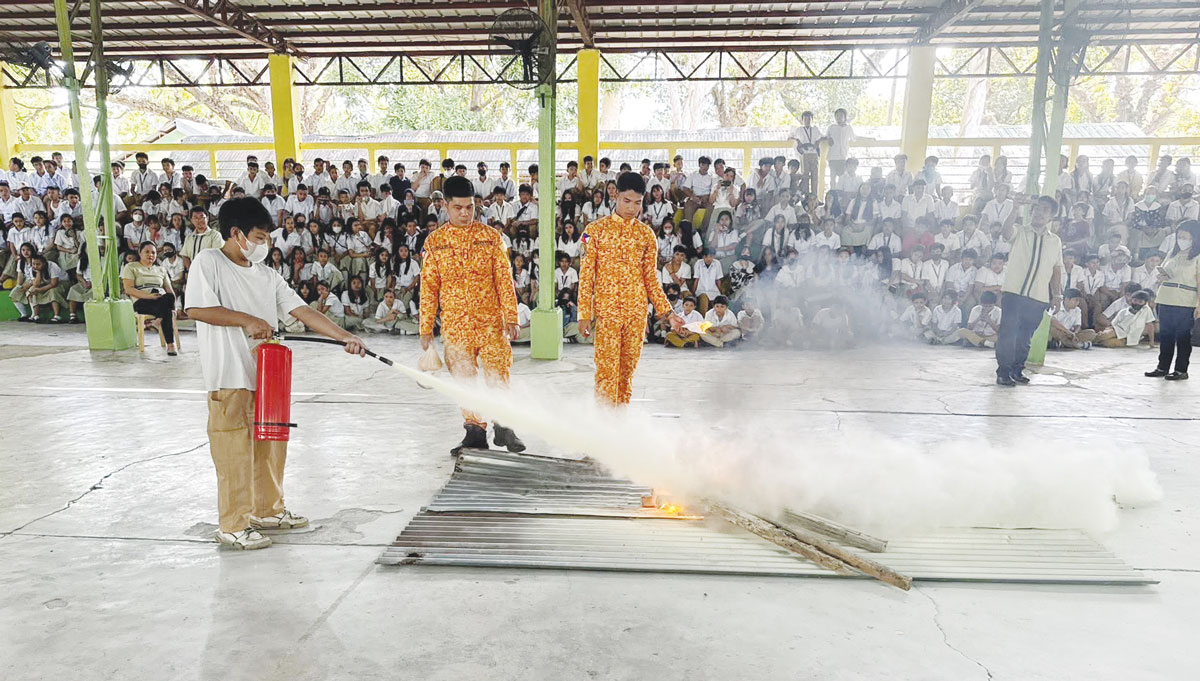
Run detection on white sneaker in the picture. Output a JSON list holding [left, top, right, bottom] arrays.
[[214, 528, 272, 550], [249, 509, 309, 530]]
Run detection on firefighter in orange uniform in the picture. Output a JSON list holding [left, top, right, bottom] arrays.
[[420, 175, 526, 453], [579, 172, 684, 405]]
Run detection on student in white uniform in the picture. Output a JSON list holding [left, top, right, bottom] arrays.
[[184, 198, 366, 550], [700, 295, 741, 347], [311, 279, 346, 327], [961, 290, 1002, 348]]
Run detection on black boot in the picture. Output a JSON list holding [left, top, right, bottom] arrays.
[[452, 424, 488, 455], [492, 424, 526, 453]]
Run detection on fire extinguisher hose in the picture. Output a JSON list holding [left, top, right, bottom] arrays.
[[279, 335, 395, 366]]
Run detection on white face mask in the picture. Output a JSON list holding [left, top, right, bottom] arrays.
[[133, 214, 143, 222], [331, 224, 343, 234], [238, 232, 270, 264], [1178, 237, 1193, 251]]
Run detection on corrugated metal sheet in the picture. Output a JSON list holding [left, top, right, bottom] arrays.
[[379, 451, 1156, 586]]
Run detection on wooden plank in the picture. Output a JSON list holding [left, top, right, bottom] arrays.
[[781, 509, 888, 553]]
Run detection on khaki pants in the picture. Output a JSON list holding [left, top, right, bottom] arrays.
[[960, 329, 997, 347], [207, 389, 287, 533], [701, 328, 742, 347]]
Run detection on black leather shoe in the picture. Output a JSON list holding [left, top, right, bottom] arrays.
[[452, 424, 488, 455], [1165, 372, 1189, 381], [1011, 373, 1031, 384], [1145, 369, 1169, 378], [996, 375, 1016, 386], [493, 424, 526, 453]]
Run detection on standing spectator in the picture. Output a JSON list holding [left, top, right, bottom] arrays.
[[995, 195, 1064, 386], [824, 108, 856, 178], [1145, 220, 1200, 380], [1117, 155, 1143, 199], [683, 156, 717, 224], [788, 112, 823, 196]]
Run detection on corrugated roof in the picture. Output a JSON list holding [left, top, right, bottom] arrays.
[[1, 2, 1196, 60]]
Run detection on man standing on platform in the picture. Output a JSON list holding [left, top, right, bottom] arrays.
[[420, 176, 526, 454], [995, 194, 1064, 386], [578, 172, 684, 405]]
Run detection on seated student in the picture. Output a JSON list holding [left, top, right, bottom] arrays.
[[809, 299, 855, 349], [511, 291, 533, 344], [897, 291, 932, 340], [972, 253, 1006, 307], [1095, 290, 1157, 347], [925, 290, 963, 344], [933, 219, 961, 257], [553, 251, 578, 295], [660, 245, 693, 295], [366, 288, 417, 334], [340, 275, 369, 331], [308, 248, 344, 292], [647, 283, 683, 344], [11, 252, 67, 322], [920, 243, 950, 295], [692, 248, 725, 314], [1078, 253, 1105, 328], [1097, 231, 1125, 265], [897, 245, 926, 296], [666, 296, 704, 348], [945, 248, 978, 318], [960, 290, 1002, 348], [1132, 250, 1164, 293], [310, 280, 345, 327], [1098, 246, 1133, 311], [1096, 282, 1144, 331], [737, 299, 766, 341], [700, 295, 741, 348], [1050, 288, 1096, 349]]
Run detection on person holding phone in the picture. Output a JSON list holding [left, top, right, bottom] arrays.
[[1146, 219, 1200, 380], [121, 241, 178, 356], [186, 198, 367, 551]]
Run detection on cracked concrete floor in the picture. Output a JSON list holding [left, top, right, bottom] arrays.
[[0, 324, 1195, 681]]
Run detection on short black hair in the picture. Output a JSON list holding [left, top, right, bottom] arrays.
[[443, 175, 474, 200], [616, 171, 646, 194], [713, 295, 729, 306], [217, 197, 273, 239]]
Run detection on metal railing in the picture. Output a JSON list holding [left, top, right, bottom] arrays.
[[16, 135, 1200, 198]]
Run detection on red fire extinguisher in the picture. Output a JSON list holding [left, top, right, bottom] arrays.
[[254, 339, 295, 441]]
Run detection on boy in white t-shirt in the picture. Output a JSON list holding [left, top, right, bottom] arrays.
[[737, 299, 766, 341], [960, 290, 1002, 348], [925, 290, 963, 344], [666, 296, 704, 348], [700, 295, 741, 348], [692, 249, 725, 314], [554, 252, 579, 294], [810, 299, 854, 349], [897, 292, 932, 340], [1050, 288, 1096, 349], [185, 198, 367, 551]]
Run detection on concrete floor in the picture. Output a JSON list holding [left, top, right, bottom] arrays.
[[0, 323, 1194, 681]]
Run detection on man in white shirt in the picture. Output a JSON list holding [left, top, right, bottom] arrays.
[[885, 154, 912, 197], [557, 160, 585, 200], [471, 162, 494, 203], [129, 152, 159, 198], [945, 248, 979, 311], [485, 186, 516, 228], [260, 184, 285, 227], [961, 290, 1002, 347], [493, 162, 517, 201], [1116, 155, 1143, 199], [185, 197, 366, 550], [788, 110, 823, 197], [692, 250, 724, 314], [876, 184, 903, 223], [1050, 289, 1096, 348], [158, 158, 182, 190], [0, 182, 21, 224], [236, 162, 266, 198], [900, 179, 936, 229], [15, 183, 45, 222], [283, 184, 315, 222], [660, 247, 693, 295], [305, 158, 333, 196], [824, 107, 856, 177], [1148, 155, 1175, 193], [765, 188, 798, 227], [812, 217, 841, 250], [411, 159, 435, 205], [920, 244, 950, 293], [683, 156, 718, 224], [700, 295, 741, 347], [109, 161, 131, 199], [934, 185, 960, 222], [867, 218, 901, 254], [1166, 184, 1199, 226], [981, 183, 1016, 230], [747, 157, 780, 204], [369, 155, 391, 197]]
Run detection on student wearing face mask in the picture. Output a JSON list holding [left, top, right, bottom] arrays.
[[1145, 220, 1200, 380], [1095, 290, 1156, 348], [185, 198, 367, 551], [1131, 185, 1167, 259]]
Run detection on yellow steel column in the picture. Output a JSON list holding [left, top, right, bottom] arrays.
[[577, 48, 600, 162], [268, 54, 302, 166], [900, 47, 936, 166], [0, 64, 17, 164]]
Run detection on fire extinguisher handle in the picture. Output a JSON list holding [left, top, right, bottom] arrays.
[[279, 335, 395, 366]]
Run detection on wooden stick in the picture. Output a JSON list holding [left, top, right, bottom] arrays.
[[781, 509, 888, 553], [707, 501, 912, 591]]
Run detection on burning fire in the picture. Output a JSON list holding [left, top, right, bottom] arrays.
[[643, 490, 685, 516]]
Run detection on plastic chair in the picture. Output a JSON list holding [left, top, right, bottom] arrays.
[[136, 312, 181, 353]]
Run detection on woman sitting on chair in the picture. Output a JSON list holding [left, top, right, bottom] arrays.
[[121, 240, 178, 356]]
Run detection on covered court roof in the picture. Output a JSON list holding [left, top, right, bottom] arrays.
[[1, 1, 1199, 59]]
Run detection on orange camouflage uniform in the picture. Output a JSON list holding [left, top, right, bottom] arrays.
[[420, 221, 519, 426], [578, 213, 673, 405]]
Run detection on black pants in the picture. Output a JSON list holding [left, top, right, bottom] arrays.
[[134, 292, 176, 344], [995, 292, 1047, 379], [1156, 303, 1194, 373]]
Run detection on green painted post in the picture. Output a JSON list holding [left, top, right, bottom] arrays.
[[1026, 313, 1052, 366], [529, 0, 563, 360], [54, 0, 135, 349]]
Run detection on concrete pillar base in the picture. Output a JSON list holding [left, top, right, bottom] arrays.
[[529, 308, 563, 360], [84, 299, 138, 351]]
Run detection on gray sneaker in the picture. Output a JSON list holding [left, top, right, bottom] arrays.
[[214, 528, 272, 550]]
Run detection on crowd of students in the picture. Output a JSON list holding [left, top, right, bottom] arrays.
[[1, 118, 1194, 358]]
